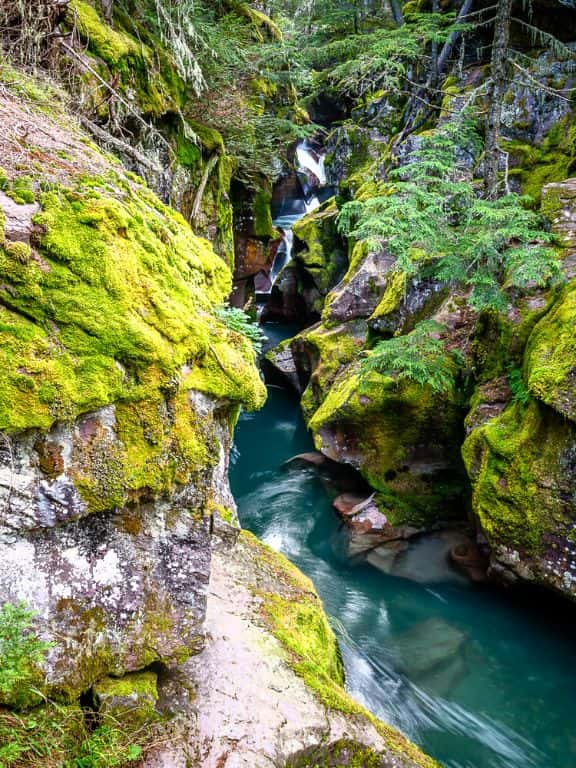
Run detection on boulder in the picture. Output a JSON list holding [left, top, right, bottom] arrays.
[[93, 670, 159, 728]]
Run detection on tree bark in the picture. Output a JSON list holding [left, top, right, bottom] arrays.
[[398, 0, 474, 142], [100, 0, 113, 24], [484, 0, 513, 198], [389, 0, 404, 25]]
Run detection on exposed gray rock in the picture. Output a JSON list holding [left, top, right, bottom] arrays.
[[0, 190, 40, 243], [144, 534, 433, 768], [326, 246, 395, 322], [0, 390, 238, 700]]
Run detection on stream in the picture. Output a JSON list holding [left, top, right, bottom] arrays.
[[229, 327, 576, 768]]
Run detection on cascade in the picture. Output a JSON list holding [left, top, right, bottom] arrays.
[[264, 140, 329, 296], [296, 139, 327, 188]]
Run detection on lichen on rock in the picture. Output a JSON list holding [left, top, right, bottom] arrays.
[[0, 81, 264, 703]]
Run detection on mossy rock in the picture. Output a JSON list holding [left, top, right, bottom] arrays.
[[93, 670, 160, 729], [292, 198, 347, 299], [307, 365, 467, 522], [524, 283, 576, 420], [462, 398, 576, 596], [67, 0, 185, 116], [286, 739, 391, 767], [0, 173, 264, 433], [298, 320, 368, 420], [239, 532, 440, 768]]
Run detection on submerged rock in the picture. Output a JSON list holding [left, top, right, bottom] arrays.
[[394, 617, 469, 696], [365, 531, 472, 585]]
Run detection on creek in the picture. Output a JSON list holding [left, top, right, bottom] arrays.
[[231, 139, 576, 768], [229, 367, 576, 768]]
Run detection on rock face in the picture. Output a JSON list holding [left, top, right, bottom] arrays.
[[0, 85, 265, 706], [144, 533, 439, 768], [262, 200, 347, 324], [461, 178, 576, 599], [259, 42, 576, 600]]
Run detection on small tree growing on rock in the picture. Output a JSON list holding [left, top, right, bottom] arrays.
[[0, 601, 52, 709]]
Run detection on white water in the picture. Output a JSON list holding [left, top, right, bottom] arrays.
[[296, 139, 327, 187], [266, 140, 327, 292]]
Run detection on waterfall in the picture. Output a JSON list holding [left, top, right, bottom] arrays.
[[270, 229, 293, 282], [296, 140, 326, 188], [265, 140, 328, 295]]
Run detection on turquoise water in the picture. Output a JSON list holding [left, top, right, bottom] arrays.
[[229, 325, 576, 768]]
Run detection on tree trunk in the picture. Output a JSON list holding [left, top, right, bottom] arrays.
[[389, 0, 404, 25], [100, 0, 113, 24], [484, 0, 513, 198], [435, 0, 474, 77], [398, 0, 474, 142]]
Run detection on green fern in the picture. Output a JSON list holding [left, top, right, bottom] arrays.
[[0, 601, 52, 706], [215, 306, 267, 354], [338, 119, 562, 313], [360, 321, 457, 393]]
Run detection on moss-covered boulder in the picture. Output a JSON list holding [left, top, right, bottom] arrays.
[[307, 364, 467, 526], [462, 399, 576, 597], [0, 82, 264, 701], [323, 241, 396, 323], [93, 670, 160, 728], [525, 283, 576, 420], [291, 199, 348, 315]]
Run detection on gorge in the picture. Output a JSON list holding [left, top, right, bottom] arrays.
[[0, 1, 576, 767]]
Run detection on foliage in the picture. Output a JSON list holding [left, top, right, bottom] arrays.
[[508, 364, 530, 405], [215, 305, 267, 354], [74, 724, 143, 767], [315, 12, 473, 98], [338, 119, 562, 313], [0, 705, 149, 768], [360, 321, 458, 393], [0, 602, 52, 707]]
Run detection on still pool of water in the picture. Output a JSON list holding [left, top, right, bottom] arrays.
[[229, 326, 576, 768]]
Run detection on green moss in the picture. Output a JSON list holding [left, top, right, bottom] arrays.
[[93, 671, 159, 729], [525, 284, 576, 419], [471, 297, 554, 385], [298, 321, 366, 419], [0, 121, 264, 520], [0, 172, 265, 434], [68, 0, 185, 116], [291, 199, 346, 302], [286, 739, 386, 767], [225, 0, 282, 41], [462, 399, 573, 553], [184, 334, 266, 411], [6, 176, 36, 205], [308, 367, 460, 488], [176, 135, 201, 168], [253, 188, 274, 238], [504, 116, 576, 203], [187, 121, 225, 154], [70, 0, 141, 66], [369, 270, 406, 322], [0, 61, 66, 109], [241, 533, 440, 768]]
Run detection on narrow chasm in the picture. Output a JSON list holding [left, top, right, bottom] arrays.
[[2, 1, 576, 767]]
